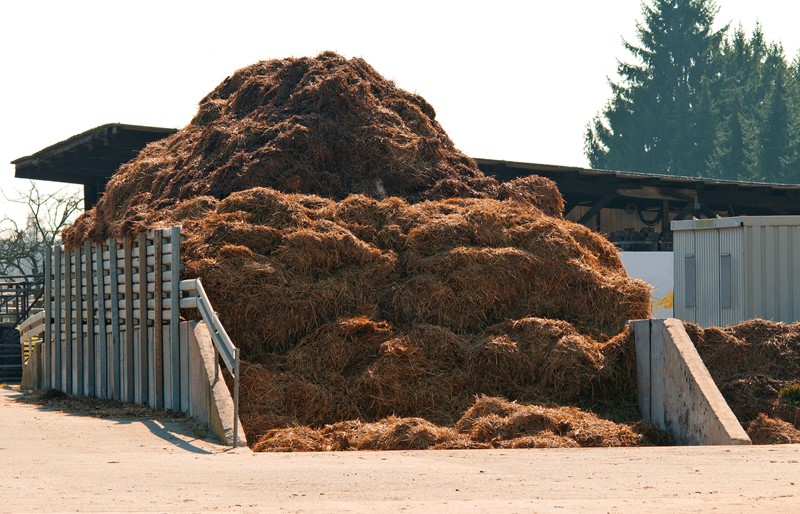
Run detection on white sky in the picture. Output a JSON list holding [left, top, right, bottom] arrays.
[[1, 0, 798, 221]]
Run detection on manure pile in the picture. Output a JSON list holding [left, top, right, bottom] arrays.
[[63, 51, 663, 450], [684, 320, 800, 444]]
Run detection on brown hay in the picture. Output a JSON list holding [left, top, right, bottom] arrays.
[[496, 175, 565, 218], [325, 417, 460, 451], [455, 396, 670, 447], [685, 319, 800, 441], [252, 425, 330, 452], [467, 318, 605, 402], [63, 52, 562, 246], [746, 413, 800, 444], [60, 52, 660, 451], [250, 396, 670, 452]]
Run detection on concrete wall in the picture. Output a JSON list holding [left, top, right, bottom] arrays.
[[184, 321, 247, 447], [632, 318, 750, 445]]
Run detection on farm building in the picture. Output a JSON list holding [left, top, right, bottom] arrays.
[[14, 125, 800, 248]]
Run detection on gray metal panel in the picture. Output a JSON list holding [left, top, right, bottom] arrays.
[[720, 254, 732, 309], [741, 221, 800, 323], [684, 256, 696, 309], [777, 225, 791, 321], [764, 226, 777, 318], [792, 226, 800, 321], [673, 228, 696, 322], [718, 227, 744, 327], [697, 228, 721, 327], [674, 222, 753, 327]]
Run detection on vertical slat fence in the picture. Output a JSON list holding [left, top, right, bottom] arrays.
[[38, 227, 184, 412]]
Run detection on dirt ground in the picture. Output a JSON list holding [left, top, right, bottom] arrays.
[[1, 386, 797, 513]]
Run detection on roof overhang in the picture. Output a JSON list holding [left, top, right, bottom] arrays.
[[12, 123, 177, 209], [475, 158, 800, 216]]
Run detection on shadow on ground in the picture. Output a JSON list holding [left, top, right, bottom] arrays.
[[4, 385, 218, 454]]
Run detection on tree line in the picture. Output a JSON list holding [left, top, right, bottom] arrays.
[[586, 0, 800, 184]]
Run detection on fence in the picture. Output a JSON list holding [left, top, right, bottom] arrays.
[[18, 226, 244, 445], [17, 226, 243, 445]]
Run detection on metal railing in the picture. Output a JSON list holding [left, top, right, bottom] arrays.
[[18, 310, 45, 362], [179, 278, 241, 448], [0, 275, 44, 325]]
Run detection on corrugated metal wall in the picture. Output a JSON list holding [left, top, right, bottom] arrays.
[[674, 224, 732, 326], [674, 216, 800, 327], [743, 221, 800, 322], [673, 226, 695, 322], [718, 226, 744, 326]]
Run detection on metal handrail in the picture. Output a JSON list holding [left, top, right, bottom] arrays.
[[18, 310, 46, 364], [179, 278, 241, 448]]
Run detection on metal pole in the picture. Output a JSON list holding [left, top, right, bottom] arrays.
[[233, 348, 240, 448], [214, 346, 219, 383]]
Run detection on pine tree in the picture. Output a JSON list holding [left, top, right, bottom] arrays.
[[708, 26, 763, 180], [780, 51, 800, 182], [757, 46, 791, 182], [586, 0, 726, 176]]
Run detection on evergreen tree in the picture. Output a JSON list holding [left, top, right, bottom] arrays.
[[780, 51, 800, 182], [586, 0, 726, 176], [708, 26, 763, 180], [757, 45, 791, 182]]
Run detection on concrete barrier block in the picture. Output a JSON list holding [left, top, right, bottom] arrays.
[[632, 318, 751, 446], [184, 321, 247, 447], [661, 319, 750, 445]]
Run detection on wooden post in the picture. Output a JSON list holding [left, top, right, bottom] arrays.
[[124, 238, 135, 402], [96, 243, 108, 399], [64, 247, 73, 394], [109, 239, 121, 401], [74, 246, 84, 396], [170, 226, 181, 411], [138, 231, 149, 405], [44, 248, 52, 389], [154, 230, 164, 409], [54, 246, 63, 392], [84, 240, 95, 397]]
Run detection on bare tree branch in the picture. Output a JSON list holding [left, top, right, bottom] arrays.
[[0, 181, 83, 276]]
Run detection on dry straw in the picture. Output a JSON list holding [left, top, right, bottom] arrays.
[[62, 52, 662, 450], [685, 319, 800, 443]]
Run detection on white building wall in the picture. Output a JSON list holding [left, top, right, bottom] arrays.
[[619, 251, 673, 319]]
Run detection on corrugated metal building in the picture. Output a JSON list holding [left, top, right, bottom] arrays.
[[673, 216, 800, 326]]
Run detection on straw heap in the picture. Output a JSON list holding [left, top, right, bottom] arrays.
[[62, 52, 661, 450], [684, 319, 800, 444]]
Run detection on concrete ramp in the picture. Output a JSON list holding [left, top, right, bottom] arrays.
[[632, 318, 751, 445]]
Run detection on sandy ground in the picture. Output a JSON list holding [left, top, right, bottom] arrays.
[[1, 386, 798, 513]]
